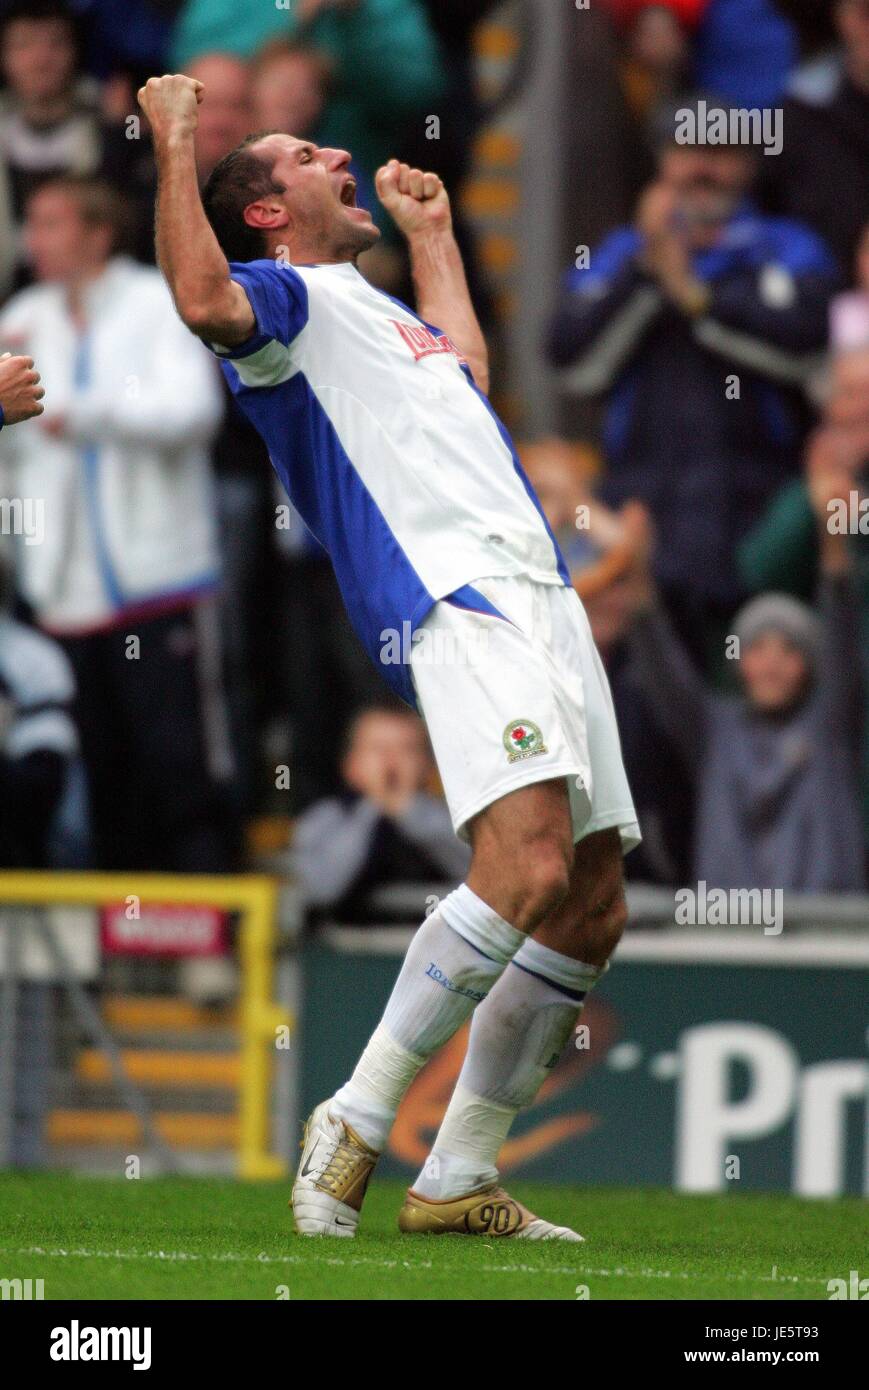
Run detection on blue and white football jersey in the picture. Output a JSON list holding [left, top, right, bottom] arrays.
[[212, 258, 569, 703]]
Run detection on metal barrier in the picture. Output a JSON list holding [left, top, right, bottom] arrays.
[[316, 881, 869, 953], [0, 872, 292, 1180]]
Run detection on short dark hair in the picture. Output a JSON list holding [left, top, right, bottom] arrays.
[[0, 0, 81, 94], [202, 132, 285, 263], [0, 0, 79, 49], [28, 174, 129, 252]]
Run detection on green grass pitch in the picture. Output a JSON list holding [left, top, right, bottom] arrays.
[[0, 1173, 862, 1301]]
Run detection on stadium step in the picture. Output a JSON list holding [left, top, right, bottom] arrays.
[[48, 993, 242, 1159], [47, 1109, 238, 1148], [75, 1048, 239, 1089], [101, 994, 238, 1033]]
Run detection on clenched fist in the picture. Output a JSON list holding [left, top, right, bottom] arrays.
[[137, 73, 204, 145], [375, 160, 451, 238], [0, 353, 44, 425]]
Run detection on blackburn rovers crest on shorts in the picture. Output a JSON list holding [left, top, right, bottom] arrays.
[[503, 719, 547, 763]]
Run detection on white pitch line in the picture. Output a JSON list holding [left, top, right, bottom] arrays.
[[2, 1246, 430, 1271], [572, 1264, 829, 1287], [1, 1246, 579, 1277], [0, 1246, 831, 1286]]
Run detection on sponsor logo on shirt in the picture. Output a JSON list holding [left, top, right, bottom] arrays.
[[390, 319, 468, 365]]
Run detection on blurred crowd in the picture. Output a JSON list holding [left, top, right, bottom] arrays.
[[0, 0, 866, 916]]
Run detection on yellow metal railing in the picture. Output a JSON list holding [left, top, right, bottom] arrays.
[[0, 871, 291, 1179]]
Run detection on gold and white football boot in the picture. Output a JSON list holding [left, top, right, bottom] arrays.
[[291, 1100, 379, 1236], [398, 1184, 584, 1241]]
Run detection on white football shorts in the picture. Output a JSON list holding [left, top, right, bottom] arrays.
[[410, 574, 641, 852]]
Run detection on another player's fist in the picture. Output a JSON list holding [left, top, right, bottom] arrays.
[[137, 73, 204, 144], [375, 160, 451, 238], [0, 353, 44, 425]]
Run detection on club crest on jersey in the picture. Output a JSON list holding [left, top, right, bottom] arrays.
[[391, 318, 468, 365], [503, 719, 547, 763]]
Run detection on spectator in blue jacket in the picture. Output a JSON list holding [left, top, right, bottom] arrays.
[[546, 94, 839, 665]]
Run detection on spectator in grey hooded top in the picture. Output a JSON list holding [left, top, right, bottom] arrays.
[[620, 501, 865, 892], [292, 704, 470, 923]]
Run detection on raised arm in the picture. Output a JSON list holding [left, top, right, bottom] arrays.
[[137, 74, 254, 347], [806, 436, 864, 740], [376, 160, 489, 394], [0, 353, 44, 427], [619, 502, 710, 772]]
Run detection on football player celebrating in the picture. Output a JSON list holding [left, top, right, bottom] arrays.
[[140, 72, 640, 1242]]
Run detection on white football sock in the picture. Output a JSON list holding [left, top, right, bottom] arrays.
[[413, 937, 605, 1199], [330, 884, 524, 1150]]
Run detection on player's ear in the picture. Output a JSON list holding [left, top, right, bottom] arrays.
[[244, 199, 290, 232]]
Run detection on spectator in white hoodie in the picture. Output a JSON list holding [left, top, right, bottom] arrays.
[[0, 174, 238, 871]]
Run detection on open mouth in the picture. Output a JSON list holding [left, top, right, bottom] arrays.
[[339, 177, 357, 207]]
